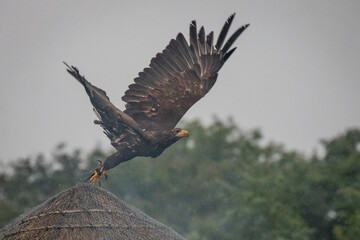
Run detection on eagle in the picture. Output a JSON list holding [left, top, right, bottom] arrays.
[[64, 14, 249, 185]]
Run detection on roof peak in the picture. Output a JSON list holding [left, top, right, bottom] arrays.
[[1, 184, 185, 240]]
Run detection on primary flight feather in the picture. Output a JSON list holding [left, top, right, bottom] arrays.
[[64, 14, 249, 185]]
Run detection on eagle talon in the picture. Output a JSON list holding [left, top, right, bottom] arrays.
[[86, 160, 107, 186], [89, 169, 101, 185]]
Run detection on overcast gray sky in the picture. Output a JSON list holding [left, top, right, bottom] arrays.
[[1, 0, 359, 163]]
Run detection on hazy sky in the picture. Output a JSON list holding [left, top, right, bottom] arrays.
[[1, 1, 359, 163]]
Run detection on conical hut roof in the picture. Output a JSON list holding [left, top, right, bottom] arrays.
[[0, 184, 186, 240]]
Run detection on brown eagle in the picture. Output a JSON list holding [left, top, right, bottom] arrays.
[[64, 14, 249, 185]]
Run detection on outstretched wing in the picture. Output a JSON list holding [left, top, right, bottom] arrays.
[[122, 14, 249, 130], [64, 63, 145, 150]]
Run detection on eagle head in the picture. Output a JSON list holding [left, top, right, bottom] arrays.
[[173, 128, 189, 138], [154, 128, 189, 148]]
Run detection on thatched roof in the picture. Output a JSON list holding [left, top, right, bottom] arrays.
[[0, 184, 186, 240]]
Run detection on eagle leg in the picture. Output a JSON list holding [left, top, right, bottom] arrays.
[[86, 160, 107, 186], [89, 169, 101, 186]]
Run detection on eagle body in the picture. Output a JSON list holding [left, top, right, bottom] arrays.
[[101, 128, 187, 170], [64, 14, 249, 183]]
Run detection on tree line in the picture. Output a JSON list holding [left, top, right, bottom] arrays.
[[0, 118, 359, 240]]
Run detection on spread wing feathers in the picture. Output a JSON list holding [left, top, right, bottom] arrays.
[[64, 63, 145, 150], [122, 14, 249, 130]]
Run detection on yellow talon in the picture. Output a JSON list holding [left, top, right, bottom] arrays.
[[85, 160, 107, 186], [89, 169, 101, 185]]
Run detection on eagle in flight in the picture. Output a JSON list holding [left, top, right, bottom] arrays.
[[64, 14, 249, 185]]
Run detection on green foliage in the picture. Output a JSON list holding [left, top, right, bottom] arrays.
[[0, 144, 88, 225], [0, 119, 359, 240]]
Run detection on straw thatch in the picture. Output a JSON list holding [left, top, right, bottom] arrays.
[[0, 184, 186, 240]]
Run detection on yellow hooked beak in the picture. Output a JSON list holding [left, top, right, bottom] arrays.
[[176, 129, 189, 138]]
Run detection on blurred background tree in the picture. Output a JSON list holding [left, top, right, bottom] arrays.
[[0, 118, 359, 240]]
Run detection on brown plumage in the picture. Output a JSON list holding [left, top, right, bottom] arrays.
[[64, 14, 249, 184]]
